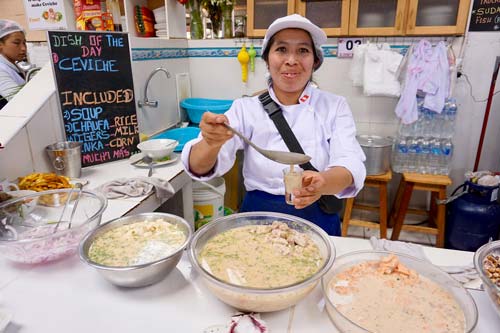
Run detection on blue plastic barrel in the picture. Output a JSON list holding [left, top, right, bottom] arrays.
[[445, 181, 500, 251]]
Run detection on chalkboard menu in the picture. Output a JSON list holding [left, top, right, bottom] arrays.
[[48, 31, 139, 167], [469, 0, 500, 31]]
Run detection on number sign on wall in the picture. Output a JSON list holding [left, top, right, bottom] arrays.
[[469, 0, 500, 31], [337, 38, 363, 58], [48, 31, 139, 167]]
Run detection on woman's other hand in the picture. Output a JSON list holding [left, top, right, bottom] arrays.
[[292, 170, 325, 208], [199, 112, 233, 148]]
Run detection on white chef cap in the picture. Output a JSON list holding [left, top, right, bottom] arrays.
[[261, 14, 327, 71], [0, 20, 25, 40]]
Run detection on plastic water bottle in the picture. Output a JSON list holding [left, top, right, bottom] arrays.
[[398, 122, 412, 137], [422, 108, 434, 138], [407, 137, 418, 173], [429, 138, 441, 175], [392, 137, 408, 173], [419, 137, 431, 173], [440, 139, 453, 175], [442, 98, 457, 139]]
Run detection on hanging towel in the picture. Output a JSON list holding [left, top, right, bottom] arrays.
[[395, 40, 450, 124], [349, 43, 368, 87], [362, 43, 403, 97]]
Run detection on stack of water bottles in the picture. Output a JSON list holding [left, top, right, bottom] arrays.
[[392, 97, 457, 175]]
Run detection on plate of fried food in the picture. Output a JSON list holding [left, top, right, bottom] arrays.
[[17, 173, 88, 207]]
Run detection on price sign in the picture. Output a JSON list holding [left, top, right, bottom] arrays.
[[337, 38, 362, 58]]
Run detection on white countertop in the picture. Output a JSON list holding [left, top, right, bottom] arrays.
[[78, 153, 192, 224], [1, 237, 499, 333], [1, 154, 499, 332]]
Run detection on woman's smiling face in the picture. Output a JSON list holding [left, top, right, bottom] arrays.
[[267, 28, 317, 105]]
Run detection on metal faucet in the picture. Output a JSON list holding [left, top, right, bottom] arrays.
[[138, 67, 171, 108], [26, 67, 41, 81]]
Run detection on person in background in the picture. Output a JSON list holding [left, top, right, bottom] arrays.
[[0, 19, 27, 109], [181, 14, 366, 235]]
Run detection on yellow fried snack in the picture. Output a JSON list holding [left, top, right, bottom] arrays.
[[18, 173, 73, 192]]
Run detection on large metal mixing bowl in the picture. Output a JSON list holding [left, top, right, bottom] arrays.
[[79, 212, 192, 288], [189, 211, 335, 312]]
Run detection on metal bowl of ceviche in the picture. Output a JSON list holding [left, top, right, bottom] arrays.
[[79, 212, 192, 288], [189, 211, 335, 312], [0, 189, 107, 264], [322, 250, 478, 333]]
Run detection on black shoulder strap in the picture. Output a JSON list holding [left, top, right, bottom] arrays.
[[258, 91, 316, 172]]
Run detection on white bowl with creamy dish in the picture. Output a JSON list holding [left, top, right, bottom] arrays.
[[322, 251, 478, 333], [189, 212, 335, 312], [79, 213, 192, 287]]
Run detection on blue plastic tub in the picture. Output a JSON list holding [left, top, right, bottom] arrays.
[[151, 127, 200, 152], [180, 98, 233, 124]]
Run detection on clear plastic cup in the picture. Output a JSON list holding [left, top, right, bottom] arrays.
[[283, 167, 303, 205]]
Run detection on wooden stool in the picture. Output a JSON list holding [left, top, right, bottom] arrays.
[[389, 173, 452, 248], [342, 170, 392, 239]]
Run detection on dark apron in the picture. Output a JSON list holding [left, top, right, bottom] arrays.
[[239, 190, 341, 236]]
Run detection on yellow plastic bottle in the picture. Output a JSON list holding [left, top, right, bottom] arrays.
[[237, 44, 250, 82], [248, 44, 257, 72]]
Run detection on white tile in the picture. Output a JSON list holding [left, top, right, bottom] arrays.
[[26, 95, 65, 173], [0, 116, 28, 148], [397, 230, 433, 245], [428, 234, 437, 246], [355, 122, 371, 135], [345, 225, 365, 238], [365, 227, 383, 239], [0, 128, 34, 181]]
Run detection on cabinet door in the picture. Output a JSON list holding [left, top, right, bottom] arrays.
[[247, 0, 295, 37], [295, 0, 349, 36], [349, 0, 407, 36], [406, 0, 471, 35]]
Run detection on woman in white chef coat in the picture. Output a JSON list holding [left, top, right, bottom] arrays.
[[182, 14, 366, 235], [0, 20, 27, 109]]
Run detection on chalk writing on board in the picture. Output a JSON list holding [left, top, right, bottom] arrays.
[[49, 31, 138, 167], [469, 0, 500, 31]]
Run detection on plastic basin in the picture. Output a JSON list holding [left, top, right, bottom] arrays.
[[180, 98, 233, 124], [151, 127, 200, 152]]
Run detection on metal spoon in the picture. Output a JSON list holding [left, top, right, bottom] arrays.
[[222, 123, 311, 165], [143, 155, 154, 177]]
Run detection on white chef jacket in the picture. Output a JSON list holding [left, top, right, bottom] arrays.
[[0, 54, 25, 102], [181, 82, 366, 198]]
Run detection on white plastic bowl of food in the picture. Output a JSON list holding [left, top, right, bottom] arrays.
[[189, 212, 335, 312], [137, 139, 178, 160], [322, 250, 478, 333]]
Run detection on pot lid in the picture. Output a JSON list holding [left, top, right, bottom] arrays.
[[357, 135, 393, 148]]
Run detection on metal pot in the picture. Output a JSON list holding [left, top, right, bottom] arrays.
[[357, 135, 393, 175]]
